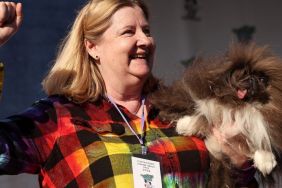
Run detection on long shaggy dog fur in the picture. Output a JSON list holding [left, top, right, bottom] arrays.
[[149, 43, 282, 187]]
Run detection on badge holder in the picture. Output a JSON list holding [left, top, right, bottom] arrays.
[[131, 153, 163, 188], [107, 95, 163, 187]]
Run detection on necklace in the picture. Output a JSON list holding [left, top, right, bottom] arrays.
[[107, 95, 147, 155]]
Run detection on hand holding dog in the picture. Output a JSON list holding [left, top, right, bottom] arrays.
[[212, 127, 250, 168]]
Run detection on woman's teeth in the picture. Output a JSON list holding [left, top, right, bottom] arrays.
[[131, 54, 147, 59]]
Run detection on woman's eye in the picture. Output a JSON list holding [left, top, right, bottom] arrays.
[[122, 30, 134, 35], [143, 28, 151, 36]]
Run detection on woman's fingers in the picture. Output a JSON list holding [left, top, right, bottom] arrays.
[[15, 3, 23, 28], [0, 2, 21, 27], [0, 2, 23, 46], [212, 127, 249, 168], [0, 2, 9, 27], [6, 2, 16, 25]]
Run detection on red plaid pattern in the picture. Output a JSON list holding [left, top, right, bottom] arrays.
[[0, 95, 253, 187]]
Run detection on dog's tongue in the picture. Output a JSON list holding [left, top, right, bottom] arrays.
[[237, 89, 247, 99]]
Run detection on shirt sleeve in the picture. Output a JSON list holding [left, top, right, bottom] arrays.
[[232, 160, 258, 187], [0, 97, 59, 175]]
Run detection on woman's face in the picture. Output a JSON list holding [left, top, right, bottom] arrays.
[[90, 6, 155, 89]]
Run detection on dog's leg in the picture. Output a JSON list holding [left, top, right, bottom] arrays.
[[253, 150, 277, 176], [176, 115, 195, 135], [204, 135, 223, 160], [176, 114, 208, 136]]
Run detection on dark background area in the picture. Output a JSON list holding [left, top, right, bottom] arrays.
[[0, 0, 85, 117]]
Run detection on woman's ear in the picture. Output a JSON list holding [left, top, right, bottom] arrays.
[[84, 39, 100, 61]]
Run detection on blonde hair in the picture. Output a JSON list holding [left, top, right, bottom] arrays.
[[42, 0, 157, 103]]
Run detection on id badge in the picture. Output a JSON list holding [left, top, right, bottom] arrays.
[[131, 154, 162, 188]]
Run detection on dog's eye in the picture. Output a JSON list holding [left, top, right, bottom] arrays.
[[258, 76, 268, 85]]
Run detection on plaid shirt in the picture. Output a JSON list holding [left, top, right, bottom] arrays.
[[0, 95, 252, 187]]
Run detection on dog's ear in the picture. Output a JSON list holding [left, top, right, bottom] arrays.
[[149, 81, 196, 121]]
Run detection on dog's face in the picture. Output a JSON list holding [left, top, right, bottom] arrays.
[[210, 60, 270, 107]]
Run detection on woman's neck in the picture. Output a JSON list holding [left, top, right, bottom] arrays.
[[106, 86, 144, 115]]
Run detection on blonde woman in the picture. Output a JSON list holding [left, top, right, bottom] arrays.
[[0, 1, 256, 187]]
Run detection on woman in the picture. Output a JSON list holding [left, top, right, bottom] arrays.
[[0, 1, 256, 187]]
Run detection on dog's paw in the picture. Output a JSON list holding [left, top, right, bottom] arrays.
[[176, 115, 194, 136], [254, 150, 277, 176], [204, 135, 223, 159]]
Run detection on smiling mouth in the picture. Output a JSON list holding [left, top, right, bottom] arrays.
[[129, 53, 149, 60]]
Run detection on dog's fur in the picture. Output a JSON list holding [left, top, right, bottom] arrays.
[[149, 43, 282, 187]]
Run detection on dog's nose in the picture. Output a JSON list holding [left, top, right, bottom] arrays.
[[248, 76, 258, 96]]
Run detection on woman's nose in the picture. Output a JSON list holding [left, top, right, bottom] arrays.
[[136, 31, 153, 47]]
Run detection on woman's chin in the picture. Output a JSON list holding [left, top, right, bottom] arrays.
[[132, 69, 151, 78], [129, 71, 151, 82]]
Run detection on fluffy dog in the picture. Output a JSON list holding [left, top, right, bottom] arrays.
[[150, 43, 282, 186]]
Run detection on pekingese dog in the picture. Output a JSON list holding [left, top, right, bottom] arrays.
[[150, 43, 282, 186]]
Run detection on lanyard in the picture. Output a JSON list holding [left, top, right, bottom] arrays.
[[107, 95, 147, 155]]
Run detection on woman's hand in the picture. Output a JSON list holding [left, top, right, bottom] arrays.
[[0, 2, 22, 46], [212, 127, 250, 168]]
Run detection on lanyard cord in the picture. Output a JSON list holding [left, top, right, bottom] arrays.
[[107, 95, 146, 147]]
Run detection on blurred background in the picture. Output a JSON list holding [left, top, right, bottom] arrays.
[[0, 0, 282, 187]]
